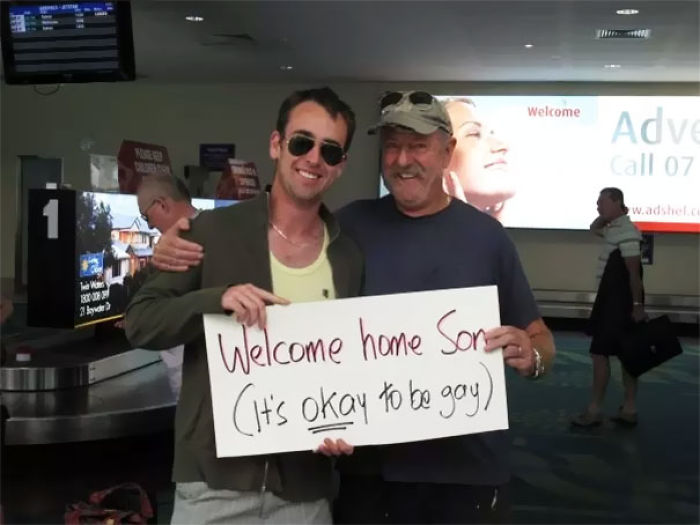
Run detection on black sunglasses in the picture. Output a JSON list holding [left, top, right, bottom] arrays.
[[380, 91, 435, 109], [285, 134, 346, 166]]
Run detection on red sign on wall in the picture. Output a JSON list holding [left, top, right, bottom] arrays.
[[117, 140, 173, 194], [216, 159, 260, 200]]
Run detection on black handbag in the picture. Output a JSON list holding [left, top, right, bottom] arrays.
[[617, 315, 683, 377]]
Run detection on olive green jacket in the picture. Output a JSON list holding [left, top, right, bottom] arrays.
[[125, 193, 364, 501]]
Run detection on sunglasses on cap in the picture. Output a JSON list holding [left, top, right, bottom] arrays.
[[284, 133, 346, 166], [380, 91, 436, 109]]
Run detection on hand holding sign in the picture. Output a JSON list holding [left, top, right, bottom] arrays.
[[316, 438, 354, 457], [203, 286, 508, 458], [221, 284, 290, 329], [485, 325, 536, 377]]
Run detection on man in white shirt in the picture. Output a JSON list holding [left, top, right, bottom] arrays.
[[572, 187, 646, 428]]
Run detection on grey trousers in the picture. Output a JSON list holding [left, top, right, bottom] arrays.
[[171, 481, 332, 524]]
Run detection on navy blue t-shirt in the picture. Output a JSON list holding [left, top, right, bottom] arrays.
[[336, 195, 540, 485]]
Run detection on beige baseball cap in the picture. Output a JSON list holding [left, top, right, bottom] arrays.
[[369, 90, 453, 136]]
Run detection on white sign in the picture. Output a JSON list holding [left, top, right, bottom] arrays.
[[203, 286, 507, 458]]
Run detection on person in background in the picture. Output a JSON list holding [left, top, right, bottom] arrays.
[[125, 87, 361, 524], [134, 174, 199, 399], [137, 174, 199, 234], [442, 97, 515, 222], [572, 187, 645, 428]]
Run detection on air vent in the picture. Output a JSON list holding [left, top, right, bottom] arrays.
[[201, 33, 257, 46], [596, 29, 651, 39]]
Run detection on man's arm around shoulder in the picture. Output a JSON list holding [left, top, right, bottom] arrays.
[[125, 213, 224, 350]]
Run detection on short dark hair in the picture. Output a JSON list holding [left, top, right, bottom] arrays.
[[601, 187, 628, 214], [276, 87, 356, 152]]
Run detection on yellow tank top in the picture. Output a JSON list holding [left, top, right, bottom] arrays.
[[270, 225, 336, 303]]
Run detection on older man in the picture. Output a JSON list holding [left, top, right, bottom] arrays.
[[137, 174, 198, 234], [133, 174, 199, 399], [330, 91, 554, 524], [571, 187, 645, 428]]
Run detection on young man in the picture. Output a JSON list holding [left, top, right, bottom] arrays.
[[148, 90, 555, 524], [572, 187, 645, 428], [125, 87, 362, 524]]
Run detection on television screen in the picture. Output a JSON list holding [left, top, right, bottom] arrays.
[[378, 95, 700, 233], [1, 1, 135, 85], [74, 192, 234, 328], [27, 189, 236, 329]]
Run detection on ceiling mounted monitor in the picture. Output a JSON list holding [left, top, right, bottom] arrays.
[[1, 1, 135, 85]]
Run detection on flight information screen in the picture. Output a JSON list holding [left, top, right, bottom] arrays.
[[7, 2, 123, 75]]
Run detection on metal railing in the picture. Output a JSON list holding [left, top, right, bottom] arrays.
[[533, 290, 699, 324]]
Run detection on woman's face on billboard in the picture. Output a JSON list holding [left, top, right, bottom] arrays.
[[445, 100, 516, 213]]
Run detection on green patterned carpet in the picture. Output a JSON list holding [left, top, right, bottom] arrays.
[[3, 326, 695, 524], [507, 330, 699, 524]]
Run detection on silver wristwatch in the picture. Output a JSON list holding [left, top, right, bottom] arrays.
[[530, 348, 545, 379]]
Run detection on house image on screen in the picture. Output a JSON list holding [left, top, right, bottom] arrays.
[[104, 214, 160, 285]]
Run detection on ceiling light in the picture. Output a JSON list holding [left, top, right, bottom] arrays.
[[524, 43, 534, 48], [280, 65, 293, 71], [604, 64, 622, 69], [616, 9, 639, 15], [185, 15, 204, 22]]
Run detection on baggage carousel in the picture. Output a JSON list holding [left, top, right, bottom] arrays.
[[1, 322, 176, 446]]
